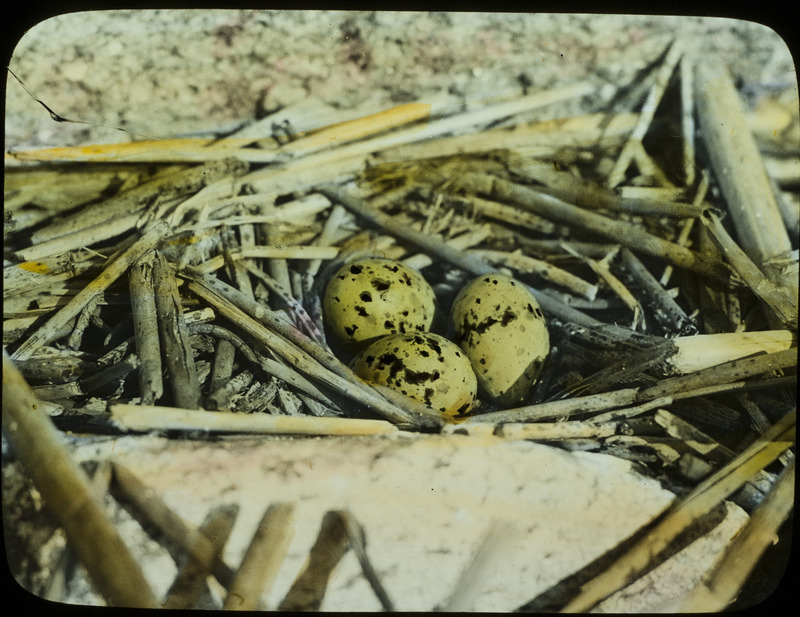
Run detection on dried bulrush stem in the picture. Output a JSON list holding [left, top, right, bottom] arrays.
[[11, 220, 169, 361], [129, 251, 163, 404], [278, 511, 351, 611], [559, 410, 794, 612], [3, 355, 158, 608], [153, 251, 202, 409], [163, 504, 239, 610], [694, 61, 797, 301], [109, 462, 236, 589], [223, 502, 297, 610]]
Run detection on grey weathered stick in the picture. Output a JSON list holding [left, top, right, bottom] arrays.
[[618, 248, 698, 335], [341, 510, 394, 611], [319, 183, 610, 331], [452, 173, 731, 283], [153, 251, 202, 409], [695, 61, 796, 299], [182, 268, 436, 427], [109, 461, 236, 589], [208, 339, 236, 405], [677, 458, 795, 612], [32, 158, 248, 243], [223, 502, 297, 611], [129, 251, 163, 404], [3, 354, 158, 608], [560, 410, 795, 613], [278, 511, 351, 611], [12, 220, 169, 361], [163, 504, 239, 610], [701, 210, 797, 329]]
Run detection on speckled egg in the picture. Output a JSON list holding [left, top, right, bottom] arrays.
[[323, 258, 436, 353], [451, 274, 549, 406], [352, 332, 477, 419]]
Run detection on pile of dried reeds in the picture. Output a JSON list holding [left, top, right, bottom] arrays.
[[3, 40, 796, 610]]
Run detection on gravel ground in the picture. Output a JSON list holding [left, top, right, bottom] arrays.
[[5, 11, 796, 150]]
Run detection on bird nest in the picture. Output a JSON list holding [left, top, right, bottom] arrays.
[[3, 25, 797, 612]]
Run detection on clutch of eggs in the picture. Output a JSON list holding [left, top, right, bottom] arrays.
[[451, 274, 549, 406]]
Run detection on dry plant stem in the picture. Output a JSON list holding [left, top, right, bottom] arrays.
[[11, 220, 169, 361], [340, 510, 395, 612], [454, 173, 731, 282], [223, 502, 297, 611], [163, 504, 239, 610], [183, 268, 434, 427], [319, 183, 609, 330], [153, 251, 202, 409], [680, 56, 696, 187], [468, 347, 796, 424], [471, 249, 599, 300], [607, 40, 684, 188], [701, 210, 797, 329], [32, 158, 248, 243], [208, 339, 236, 406], [2, 355, 158, 608], [665, 330, 795, 374], [278, 511, 350, 611], [678, 458, 795, 612], [694, 62, 796, 294], [129, 251, 163, 404], [109, 462, 236, 589], [560, 410, 795, 613], [660, 172, 709, 285], [618, 248, 698, 335]]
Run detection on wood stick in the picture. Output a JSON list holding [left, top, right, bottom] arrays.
[[182, 268, 436, 427], [31, 158, 248, 244], [452, 173, 731, 283], [11, 220, 169, 361], [129, 251, 163, 404], [701, 210, 797, 329], [163, 504, 239, 610], [153, 251, 202, 409], [278, 511, 350, 611], [3, 355, 159, 608], [560, 410, 794, 613], [607, 40, 684, 188], [340, 510, 394, 611], [677, 458, 795, 612], [695, 61, 796, 297], [618, 248, 698, 335], [109, 462, 236, 589], [679, 55, 696, 187], [664, 330, 795, 374], [223, 502, 297, 611], [109, 403, 398, 436]]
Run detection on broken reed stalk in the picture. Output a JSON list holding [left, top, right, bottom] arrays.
[[318, 183, 612, 331], [559, 410, 794, 613], [694, 61, 797, 299], [153, 251, 202, 409], [278, 511, 351, 611], [129, 251, 163, 404], [701, 210, 797, 329], [467, 346, 796, 424], [223, 502, 297, 611], [31, 158, 248, 243], [163, 504, 239, 610], [677, 458, 795, 612], [340, 510, 395, 612], [3, 354, 158, 608], [451, 173, 731, 283], [11, 220, 169, 361], [109, 404, 397, 436], [109, 462, 235, 589]]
